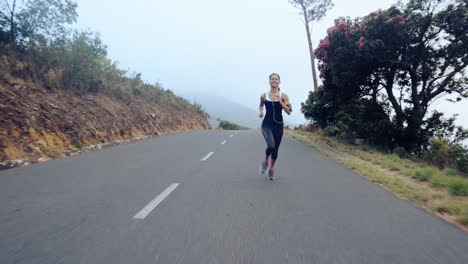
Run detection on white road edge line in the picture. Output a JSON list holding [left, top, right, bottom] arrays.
[[133, 183, 180, 220], [221, 140, 227, 145], [201, 152, 214, 161]]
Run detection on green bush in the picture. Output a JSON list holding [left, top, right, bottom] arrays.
[[448, 180, 468, 196], [193, 101, 210, 119], [446, 169, 457, 176], [326, 140, 336, 148], [430, 176, 452, 188], [361, 145, 372, 152], [448, 144, 468, 174], [423, 138, 467, 174], [413, 168, 437, 181], [388, 154, 402, 163], [324, 126, 341, 136], [424, 138, 449, 169], [218, 120, 247, 130], [393, 146, 408, 158]]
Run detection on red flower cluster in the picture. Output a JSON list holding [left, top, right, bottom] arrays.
[[386, 15, 404, 25], [319, 39, 330, 49], [370, 9, 383, 17], [327, 26, 337, 34], [337, 22, 348, 30], [359, 36, 365, 49], [327, 21, 349, 35]]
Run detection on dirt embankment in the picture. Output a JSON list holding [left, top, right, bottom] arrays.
[[0, 81, 210, 167]]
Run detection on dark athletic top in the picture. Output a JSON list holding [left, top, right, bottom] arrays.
[[262, 93, 284, 128]]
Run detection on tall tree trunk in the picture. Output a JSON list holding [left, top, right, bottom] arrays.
[[403, 69, 427, 152], [9, 0, 17, 42], [384, 68, 405, 127], [371, 87, 378, 103], [301, 4, 318, 91], [409, 69, 423, 115]]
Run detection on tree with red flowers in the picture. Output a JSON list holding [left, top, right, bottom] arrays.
[[303, 0, 467, 152]]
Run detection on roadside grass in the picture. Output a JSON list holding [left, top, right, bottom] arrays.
[[287, 129, 468, 230]]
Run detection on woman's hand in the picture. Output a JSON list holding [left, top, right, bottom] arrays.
[[259, 111, 264, 118]]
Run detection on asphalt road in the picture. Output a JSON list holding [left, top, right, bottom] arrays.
[[1, 130, 467, 264]]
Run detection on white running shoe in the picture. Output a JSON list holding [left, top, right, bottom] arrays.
[[268, 170, 276, 181]]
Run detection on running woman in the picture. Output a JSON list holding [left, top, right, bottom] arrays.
[[259, 73, 292, 180]]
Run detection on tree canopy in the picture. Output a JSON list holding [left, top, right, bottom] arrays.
[[302, 0, 467, 152], [0, 0, 77, 43]]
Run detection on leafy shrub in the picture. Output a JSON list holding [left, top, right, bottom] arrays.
[[324, 126, 341, 136], [423, 138, 467, 174], [446, 169, 457, 176], [326, 140, 336, 148], [218, 120, 247, 130], [393, 146, 408, 158], [448, 180, 468, 196], [43, 69, 63, 89], [430, 176, 451, 188], [361, 145, 372, 152], [193, 101, 210, 119], [424, 139, 449, 169], [448, 143, 468, 174], [413, 168, 437, 181]]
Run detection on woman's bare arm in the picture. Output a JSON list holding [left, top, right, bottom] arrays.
[[259, 93, 265, 118], [279, 93, 292, 115]]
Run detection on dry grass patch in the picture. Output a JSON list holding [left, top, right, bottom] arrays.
[[287, 129, 468, 231]]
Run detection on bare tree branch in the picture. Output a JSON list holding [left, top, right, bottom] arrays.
[[2, 0, 13, 13], [427, 62, 468, 102]]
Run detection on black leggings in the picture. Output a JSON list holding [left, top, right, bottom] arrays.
[[261, 125, 284, 160]]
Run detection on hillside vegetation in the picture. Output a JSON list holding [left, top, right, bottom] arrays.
[[0, 1, 210, 167]]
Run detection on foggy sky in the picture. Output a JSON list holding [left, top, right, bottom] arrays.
[[74, 0, 467, 128]]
